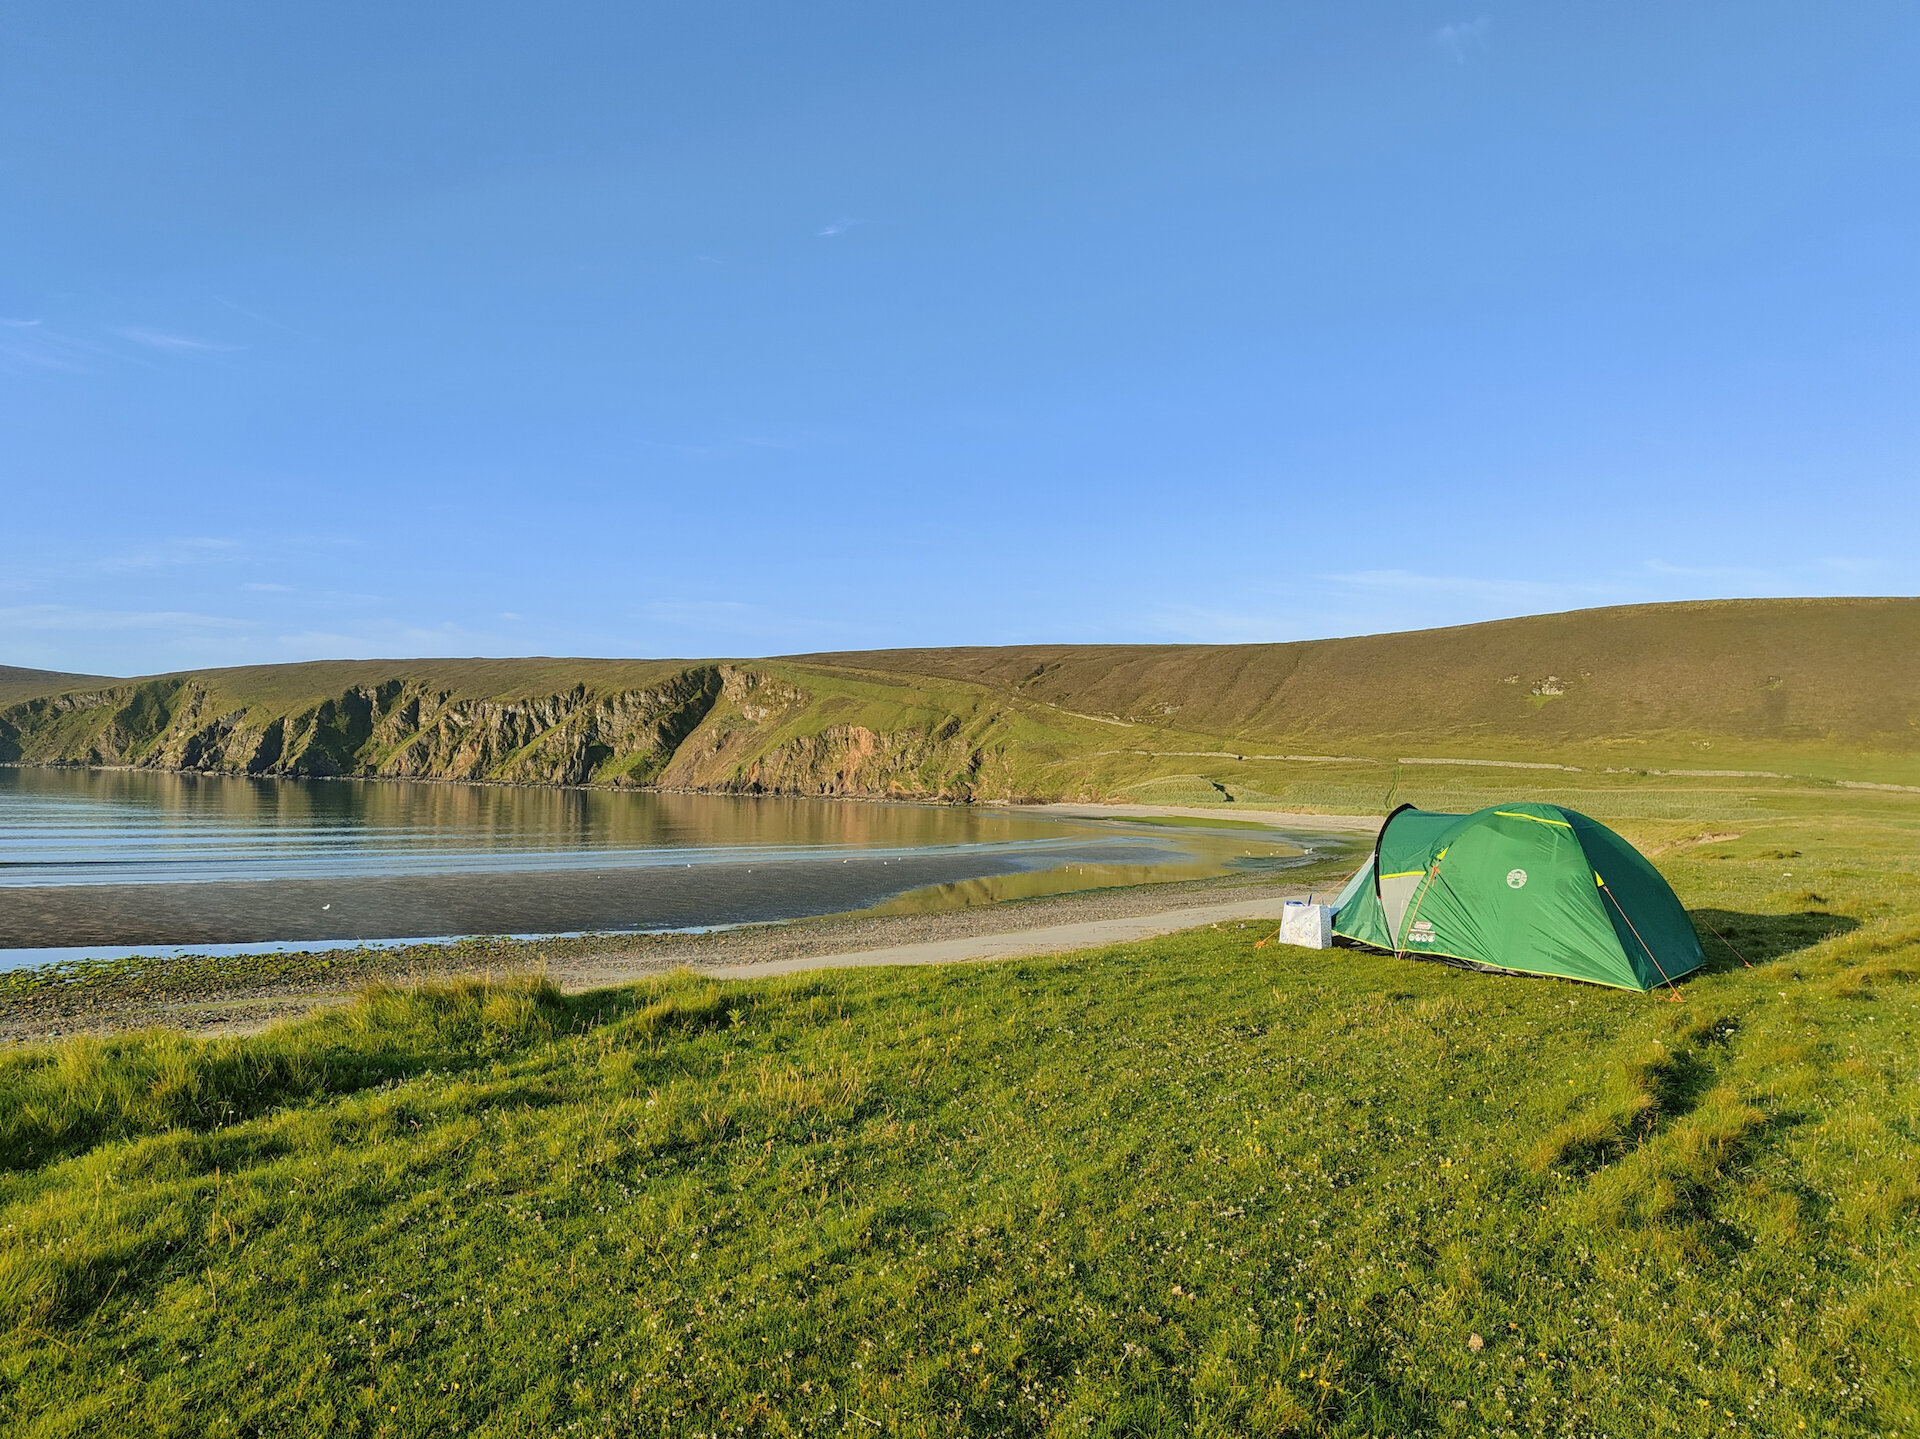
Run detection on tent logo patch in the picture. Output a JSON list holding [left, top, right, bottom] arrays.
[[1506, 868, 1528, 889], [1406, 921, 1437, 944]]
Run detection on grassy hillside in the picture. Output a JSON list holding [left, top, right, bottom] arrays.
[[0, 657, 1125, 801], [1, 780, 1915, 1435], [795, 598, 1920, 767], [4, 599, 1917, 799], [0, 665, 113, 707]]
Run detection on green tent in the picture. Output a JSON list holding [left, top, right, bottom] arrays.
[[1331, 802, 1705, 992]]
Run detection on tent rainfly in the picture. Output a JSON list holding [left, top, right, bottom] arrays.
[[1331, 802, 1706, 992]]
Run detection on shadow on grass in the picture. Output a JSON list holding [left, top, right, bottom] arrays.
[[1690, 908, 1859, 975]]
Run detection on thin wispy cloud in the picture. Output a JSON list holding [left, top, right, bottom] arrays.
[[2, 318, 241, 373], [6, 607, 547, 671], [1433, 16, 1491, 62], [0, 344, 85, 373], [0, 320, 105, 374], [815, 217, 865, 238], [113, 326, 242, 354], [1318, 567, 1598, 605], [1811, 555, 1883, 577], [92, 537, 241, 575], [1642, 555, 1884, 588], [0, 603, 253, 635], [641, 598, 851, 644], [5, 538, 243, 590], [211, 295, 317, 341], [1136, 603, 1302, 645], [1642, 558, 1775, 583], [268, 617, 526, 656], [643, 434, 803, 462], [1317, 560, 1894, 620]]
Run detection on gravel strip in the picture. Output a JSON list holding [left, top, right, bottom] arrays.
[[0, 867, 1350, 1043]]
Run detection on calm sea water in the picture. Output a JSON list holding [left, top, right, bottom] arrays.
[[0, 768, 1322, 966]]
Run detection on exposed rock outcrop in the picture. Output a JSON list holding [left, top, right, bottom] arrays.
[[0, 665, 1014, 802], [728, 720, 981, 801]]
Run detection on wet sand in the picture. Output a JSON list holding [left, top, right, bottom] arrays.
[[0, 804, 1377, 1043], [1008, 802, 1381, 833], [0, 849, 1042, 950], [0, 871, 1333, 1043]]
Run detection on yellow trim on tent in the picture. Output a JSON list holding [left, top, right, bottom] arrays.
[[1495, 809, 1572, 828], [1381, 870, 1427, 880]]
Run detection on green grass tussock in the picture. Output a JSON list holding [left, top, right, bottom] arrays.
[[0, 979, 574, 1175]]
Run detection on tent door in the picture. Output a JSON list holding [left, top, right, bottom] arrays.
[[1380, 871, 1426, 943]]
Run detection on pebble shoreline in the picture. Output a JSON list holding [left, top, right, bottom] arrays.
[[0, 866, 1347, 1044]]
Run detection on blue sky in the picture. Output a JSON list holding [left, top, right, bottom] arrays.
[[3, 2, 1916, 675]]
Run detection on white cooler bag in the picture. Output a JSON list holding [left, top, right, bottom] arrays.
[[1279, 901, 1334, 949]]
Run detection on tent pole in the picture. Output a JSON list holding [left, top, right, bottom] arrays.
[[1601, 880, 1683, 999]]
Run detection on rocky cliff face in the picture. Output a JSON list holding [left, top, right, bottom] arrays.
[[665, 718, 982, 801], [0, 665, 1020, 801]]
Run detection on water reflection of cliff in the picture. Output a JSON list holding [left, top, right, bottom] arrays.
[[0, 768, 1324, 956]]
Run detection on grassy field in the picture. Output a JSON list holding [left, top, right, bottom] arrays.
[[1, 780, 1915, 1436]]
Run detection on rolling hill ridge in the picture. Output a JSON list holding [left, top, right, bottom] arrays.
[[793, 597, 1920, 750], [2, 598, 1916, 802], [0, 665, 114, 708]]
